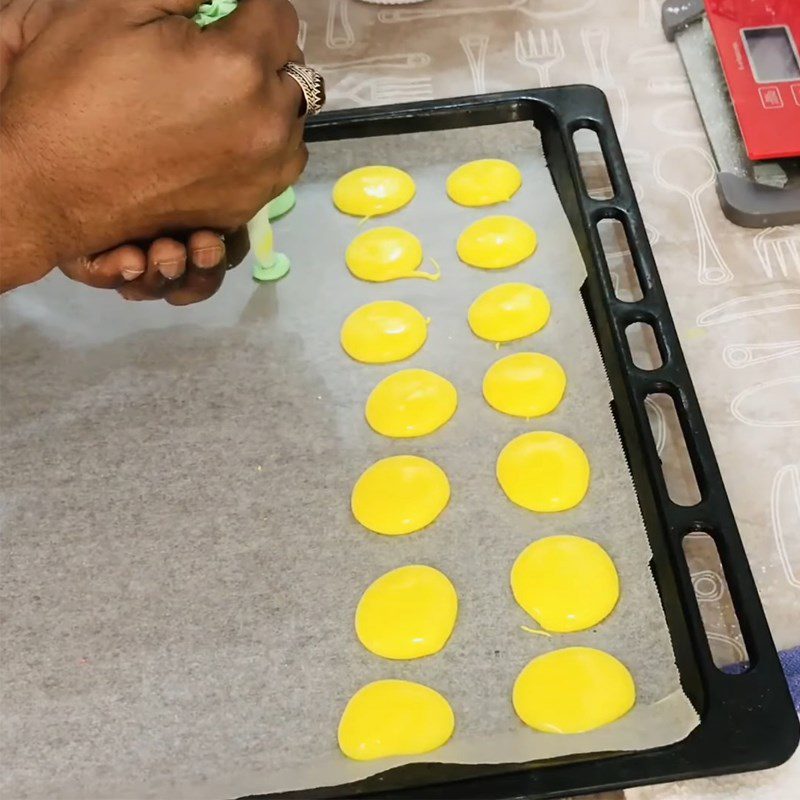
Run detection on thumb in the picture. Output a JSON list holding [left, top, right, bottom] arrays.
[[60, 245, 147, 290]]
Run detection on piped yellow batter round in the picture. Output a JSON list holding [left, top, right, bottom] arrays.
[[333, 166, 416, 217], [338, 679, 455, 761], [513, 648, 635, 734], [341, 301, 428, 364], [468, 283, 551, 343], [483, 353, 566, 418], [346, 227, 439, 283], [352, 455, 450, 535], [355, 565, 458, 659], [511, 536, 619, 632], [457, 216, 538, 270], [497, 432, 590, 513], [366, 369, 457, 438], [447, 159, 523, 207]]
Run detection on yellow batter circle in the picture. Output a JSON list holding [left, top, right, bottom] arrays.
[[333, 166, 416, 218], [355, 565, 458, 660], [338, 679, 455, 761], [352, 455, 450, 536], [513, 647, 636, 734], [457, 215, 538, 270], [468, 283, 551, 343], [447, 159, 523, 207], [366, 369, 457, 438], [346, 227, 440, 283], [511, 536, 619, 632], [341, 301, 428, 364], [483, 353, 566, 418], [497, 431, 590, 513]]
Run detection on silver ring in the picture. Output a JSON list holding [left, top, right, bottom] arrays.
[[282, 62, 326, 117]]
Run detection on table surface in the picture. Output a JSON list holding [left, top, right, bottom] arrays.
[[294, 0, 799, 797], [1, 1, 797, 799]]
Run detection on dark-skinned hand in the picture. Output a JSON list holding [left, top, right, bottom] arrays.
[[0, 0, 307, 303]]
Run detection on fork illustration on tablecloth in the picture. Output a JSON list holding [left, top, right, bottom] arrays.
[[316, 53, 432, 72], [329, 76, 434, 106], [581, 27, 629, 139], [514, 28, 565, 86], [754, 227, 800, 280], [327, 0, 355, 50], [461, 34, 490, 94], [377, 0, 598, 24]]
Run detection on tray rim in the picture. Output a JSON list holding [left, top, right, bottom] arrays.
[[251, 86, 798, 800]]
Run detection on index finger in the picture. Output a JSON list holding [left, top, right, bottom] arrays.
[[207, 0, 300, 68]]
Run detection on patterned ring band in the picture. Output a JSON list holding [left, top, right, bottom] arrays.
[[282, 62, 326, 117]]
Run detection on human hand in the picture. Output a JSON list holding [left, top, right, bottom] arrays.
[[0, 0, 307, 292], [1, 0, 242, 304], [60, 227, 253, 305]]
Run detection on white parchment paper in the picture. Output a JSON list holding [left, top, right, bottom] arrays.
[[0, 124, 698, 800]]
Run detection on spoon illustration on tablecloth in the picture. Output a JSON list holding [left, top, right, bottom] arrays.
[[654, 145, 734, 286], [730, 375, 800, 428], [772, 464, 800, 589], [697, 288, 800, 327], [723, 340, 800, 368]]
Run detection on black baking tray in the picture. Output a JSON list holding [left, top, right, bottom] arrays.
[[249, 87, 799, 800]]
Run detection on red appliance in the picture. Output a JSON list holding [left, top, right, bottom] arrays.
[[706, 0, 800, 161]]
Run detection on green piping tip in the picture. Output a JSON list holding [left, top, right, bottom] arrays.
[[253, 253, 291, 283], [194, 0, 238, 27], [267, 187, 297, 221]]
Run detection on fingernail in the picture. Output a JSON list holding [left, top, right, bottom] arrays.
[[193, 246, 223, 269], [122, 266, 145, 281], [156, 258, 185, 280]]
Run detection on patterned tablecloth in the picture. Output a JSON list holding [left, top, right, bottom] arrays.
[[294, 0, 799, 797]]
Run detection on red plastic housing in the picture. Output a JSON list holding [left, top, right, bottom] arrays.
[[706, 0, 800, 161]]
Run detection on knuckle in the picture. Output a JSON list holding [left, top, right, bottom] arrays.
[[214, 47, 265, 95]]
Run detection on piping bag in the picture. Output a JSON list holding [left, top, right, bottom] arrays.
[[194, 1, 296, 282]]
